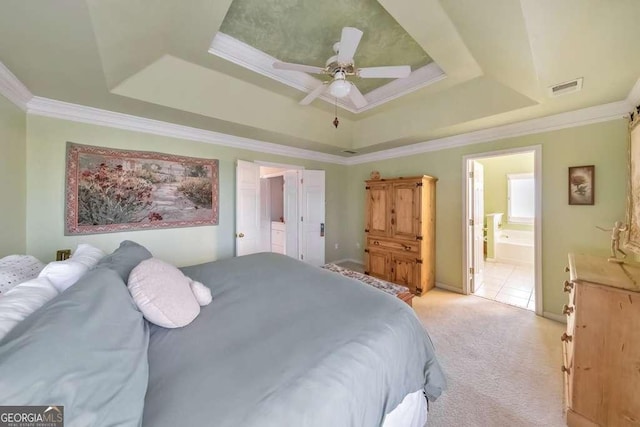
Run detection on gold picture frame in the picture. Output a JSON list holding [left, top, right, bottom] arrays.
[[568, 165, 595, 205]]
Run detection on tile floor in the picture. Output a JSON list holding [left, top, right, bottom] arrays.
[[473, 261, 535, 311]]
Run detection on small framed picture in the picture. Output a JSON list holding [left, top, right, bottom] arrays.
[[568, 165, 595, 205]]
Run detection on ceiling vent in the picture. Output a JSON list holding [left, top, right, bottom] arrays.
[[342, 150, 358, 155], [548, 78, 583, 97]]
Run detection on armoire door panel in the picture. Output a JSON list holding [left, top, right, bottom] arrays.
[[391, 254, 420, 294], [392, 183, 421, 240], [366, 184, 389, 237], [366, 250, 389, 280]]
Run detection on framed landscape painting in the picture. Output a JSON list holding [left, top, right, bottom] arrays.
[[65, 142, 219, 235], [568, 165, 594, 205]]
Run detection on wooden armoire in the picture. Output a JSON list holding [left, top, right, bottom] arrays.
[[364, 175, 437, 295]]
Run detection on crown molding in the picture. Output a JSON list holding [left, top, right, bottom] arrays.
[[0, 62, 33, 111], [627, 77, 640, 108], [359, 63, 446, 112], [208, 32, 446, 114], [3, 58, 633, 167], [26, 96, 349, 165], [23, 96, 631, 167], [344, 100, 631, 165]]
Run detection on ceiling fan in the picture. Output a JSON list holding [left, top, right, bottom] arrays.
[[272, 27, 411, 109]]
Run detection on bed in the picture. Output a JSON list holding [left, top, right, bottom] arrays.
[[0, 245, 445, 426]]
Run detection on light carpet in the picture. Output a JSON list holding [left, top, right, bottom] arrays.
[[414, 289, 565, 426]]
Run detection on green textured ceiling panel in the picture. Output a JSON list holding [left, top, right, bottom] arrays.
[[219, 0, 432, 94]]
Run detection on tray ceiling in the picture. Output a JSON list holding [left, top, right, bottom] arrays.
[[218, 0, 433, 94], [0, 0, 639, 157]]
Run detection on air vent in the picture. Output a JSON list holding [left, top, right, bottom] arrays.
[[548, 78, 583, 97], [342, 150, 358, 155]]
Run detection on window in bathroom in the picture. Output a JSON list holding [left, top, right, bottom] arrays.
[[507, 173, 534, 224]]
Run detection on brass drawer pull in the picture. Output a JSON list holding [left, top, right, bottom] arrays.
[[561, 365, 571, 374], [563, 304, 574, 315], [402, 244, 411, 251], [563, 280, 574, 293], [373, 241, 380, 246], [561, 333, 573, 343]]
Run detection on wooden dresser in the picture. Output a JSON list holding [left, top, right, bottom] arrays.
[[364, 175, 437, 295], [563, 253, 640, 426]]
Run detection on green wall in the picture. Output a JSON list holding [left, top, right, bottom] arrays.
[[25, 115, 349, 266], [0, 94, 26, 256], [19, 112, 631, 316], [478, 152, 534, 231], [345, 119, 628, 315]]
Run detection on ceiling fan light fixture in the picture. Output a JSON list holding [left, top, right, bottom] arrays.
[[329, 78, 351, 98]]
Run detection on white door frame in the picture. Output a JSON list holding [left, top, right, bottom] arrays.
[[461, 145, 543, 316]]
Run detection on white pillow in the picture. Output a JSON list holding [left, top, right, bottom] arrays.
[[127, 258, 203, 328], [38, 260, 88, 293], [190, 281, 212, 306], [0, 255, 46, 295], [0, 276, 58, 340], [70, 243, 105, 269]]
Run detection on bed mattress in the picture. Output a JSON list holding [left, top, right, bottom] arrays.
[[142, 253, 445, 427]]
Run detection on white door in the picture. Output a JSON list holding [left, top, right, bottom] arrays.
[[259, 178, 271, 252], [283, 170, 299, 259], [236, 160, 261, 256], [300, 170, 325, 266], [470, 161, 485, 292]]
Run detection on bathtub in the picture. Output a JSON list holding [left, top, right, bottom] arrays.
[[494, 229, 534, 265]]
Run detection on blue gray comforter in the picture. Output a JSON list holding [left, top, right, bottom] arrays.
[[143, 253, 445, 427]]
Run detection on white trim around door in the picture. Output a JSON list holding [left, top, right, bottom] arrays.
[[462, 145, 543, 316]]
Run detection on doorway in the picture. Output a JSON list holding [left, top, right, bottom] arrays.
[[462, 146, 542, 314], [235, 160, 326, 266]]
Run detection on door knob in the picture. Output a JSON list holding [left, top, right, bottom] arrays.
[[236, 232, 245, 238]]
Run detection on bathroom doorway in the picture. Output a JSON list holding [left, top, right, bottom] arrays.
[[462, 146, 542, 314]]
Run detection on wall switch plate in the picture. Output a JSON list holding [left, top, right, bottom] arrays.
[[356, 242, 361, 249], [334, 243, 339, 250]]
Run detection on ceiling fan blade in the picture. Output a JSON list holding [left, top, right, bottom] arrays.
[[337, 27, 363, 64], [348, 84, 368, 109], [299, 83, 327, 105], [273, 61, 325, 74], [358, 65, 411, 79]]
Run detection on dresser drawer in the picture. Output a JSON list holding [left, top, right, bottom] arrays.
[[562, 340, 573, 410], [367, 237, 419, 254]]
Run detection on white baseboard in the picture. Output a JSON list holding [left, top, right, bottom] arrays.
[[543, 311, 567, 324], [435, 282, 465, 294]]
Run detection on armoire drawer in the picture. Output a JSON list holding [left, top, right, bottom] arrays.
[[367, 237, 419, 254]]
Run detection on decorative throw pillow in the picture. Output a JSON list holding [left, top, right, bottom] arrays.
[[97, 241, 153, 282], [70, 243, 106, 269], [190, 281, 213, 306], [127, 258, 206, 328], [38, 259, 89, 293], [0, 276, 58, 340], [0, 255, 46, 295]]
